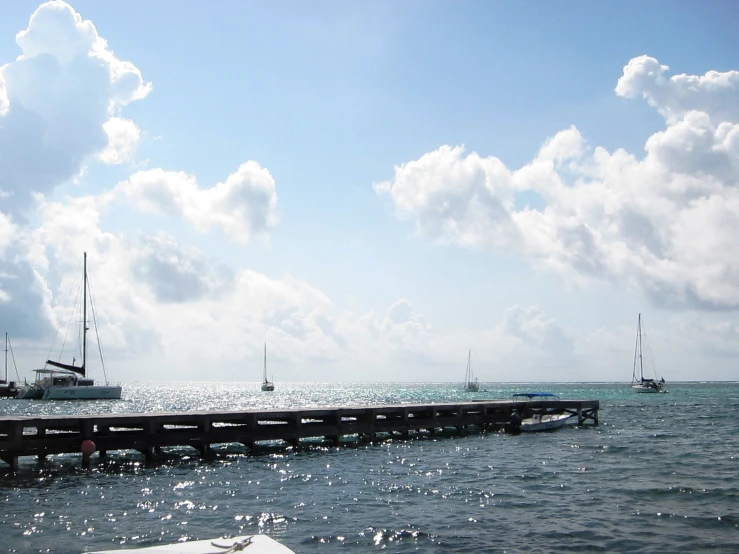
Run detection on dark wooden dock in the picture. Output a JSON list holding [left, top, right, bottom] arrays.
[[0, 398, 599, 469]]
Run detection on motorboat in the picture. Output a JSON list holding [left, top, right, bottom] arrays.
[[511, 392, 575, 432]]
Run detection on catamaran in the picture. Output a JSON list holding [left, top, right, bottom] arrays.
[[261, 342, 274, 391], [463, 349, 479, 392], [15, 253, 121, 400], [631, 313, 666, 393]]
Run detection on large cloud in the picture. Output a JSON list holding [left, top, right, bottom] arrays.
[[115, 162, 278, 243], [375, 56, 739, 309], [0, 0, 150, 214], [20, 193, 340, 375], [0, 1, 282, 353]]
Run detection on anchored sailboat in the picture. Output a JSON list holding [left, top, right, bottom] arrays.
[[16, 253, 122, 400], [1, 333, 19, 398], [261, 342, 274, 392], [631, 313, 666, 393], [463, 350, 479, 392]]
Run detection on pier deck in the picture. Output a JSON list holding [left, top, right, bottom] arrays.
[[0, 399, 599, 469]]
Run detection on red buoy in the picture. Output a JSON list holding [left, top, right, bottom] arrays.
[[81, 440, 96, 456]]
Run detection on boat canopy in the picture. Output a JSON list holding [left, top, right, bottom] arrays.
[[512, 392, 559, 399]]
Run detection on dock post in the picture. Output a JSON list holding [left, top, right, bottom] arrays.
[[0, 420, 21, 470], [80, 420, 95, 469], [0, 453, 18, 471], [288, 413, 302, 448], [577, 407, 583, 426], [97, 424, 109, 458], [242, 413, 257, 453], [37, 426, 47, 464], [327, 411, 340, 445], [196, 417, 212, 457], [137, 419, 156, 462]]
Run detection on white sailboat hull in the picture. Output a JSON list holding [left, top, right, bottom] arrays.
[[632, 384, 666, 393], [42, 384, 122, 400]]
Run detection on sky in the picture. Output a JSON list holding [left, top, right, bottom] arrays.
[[1, 0, 738, 384]]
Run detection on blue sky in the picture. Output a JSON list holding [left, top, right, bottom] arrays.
[[1, 1, 738, 383]]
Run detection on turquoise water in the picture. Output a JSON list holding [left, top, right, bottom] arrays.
[[1, 382, 738, 552]]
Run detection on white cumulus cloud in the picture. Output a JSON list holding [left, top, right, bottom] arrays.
[[376, 56, 739, 309], [116, 162, 278, 243], [615, 55, 739, 124], [0, 0, 151, 213], [98, 117, 141, 164]]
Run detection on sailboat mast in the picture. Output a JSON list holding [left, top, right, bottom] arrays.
[[82, 252, 87, 374], [4, 332, 7, 382], [637, 313, 643, 380], [263, 342, 267, 383]]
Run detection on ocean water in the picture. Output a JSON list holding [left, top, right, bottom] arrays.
[[1, 382, 738, 553]]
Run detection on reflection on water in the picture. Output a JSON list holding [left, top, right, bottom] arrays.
[[1, 382, 738, 553]]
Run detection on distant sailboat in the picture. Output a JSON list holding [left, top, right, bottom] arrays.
[[631, 313, 666, 393], [463, 350, 479, 392], [1, 333, 19, 398], [261, 342, 274, 392]]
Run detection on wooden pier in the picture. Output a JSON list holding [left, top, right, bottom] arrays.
[[0, 399, 599, 469]]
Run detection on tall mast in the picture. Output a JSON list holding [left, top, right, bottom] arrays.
[[263, 342, 267, 383], [637, 313, 643, 381], [82, 252, 87, 375], [4, 332, 7, 382]]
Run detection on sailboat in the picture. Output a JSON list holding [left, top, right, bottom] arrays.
[[0, 333, 19, 398], [463, 349, 479, 392], [261, 342, 274, 392], [631, 313, 666, 393], [15, 253, 122, 400]]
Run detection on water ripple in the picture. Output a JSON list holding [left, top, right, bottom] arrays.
[[1, 382, 738, 552]]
